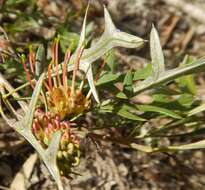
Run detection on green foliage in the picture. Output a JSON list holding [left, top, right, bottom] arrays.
[[1, 2, 205, 190], [176, 55, 197, 95], [117, 104, 146, 121], [96, 72, 119, 86], [92, 24, 205, 154], [136, 105, 182, 119], [106, 49, 116, 74], [59, 30, 79, 53], [123, 70, 133, 93], [133, 63, 152, 80]]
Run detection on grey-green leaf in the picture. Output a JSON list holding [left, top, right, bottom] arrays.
[[150, 25, 165, 80], [7, 75, 64, 190], [44, 131, 63, 190], [64, 7, 144, 103], [24, 73, 45, 129], [134, 58, 205, 94]]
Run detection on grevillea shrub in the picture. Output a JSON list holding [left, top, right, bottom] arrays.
[[1, 3, 205, 190]]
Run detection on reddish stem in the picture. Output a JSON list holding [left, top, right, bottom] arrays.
[[22, 58, 34, 89], [47, 63, 53, 91], [63, 49, 71, 88], [29, 47, 35, 74], [55, 38, 61, 86]]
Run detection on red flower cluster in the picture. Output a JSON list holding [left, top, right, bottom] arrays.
[[23, 38, 93, 176], [32, 108, 80, 176]]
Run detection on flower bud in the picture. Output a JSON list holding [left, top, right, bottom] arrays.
[[60, 139, 68, 150], [67, 143, 74, 155], [32, 109, 81, 177], [72, 157, 80, 166]]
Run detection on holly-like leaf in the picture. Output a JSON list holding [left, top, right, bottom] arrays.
[[134, 58, 205, 94], [64, 6, 144, 103]]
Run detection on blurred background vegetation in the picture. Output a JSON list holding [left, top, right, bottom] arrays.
[[1, 0, 205, 190]]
